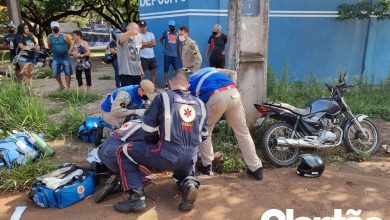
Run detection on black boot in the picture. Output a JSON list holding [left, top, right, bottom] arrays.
[[247, 167, 264, 181], [94, 175, 121, 203], [114, 188, 146, 213], [198, 164, 213, 175], [178, 177, 200, 212], [95, 125, 104, 146]]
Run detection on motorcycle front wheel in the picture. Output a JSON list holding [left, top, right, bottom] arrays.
[[343, 118, 380, 154], [261, 122, 300, 167]]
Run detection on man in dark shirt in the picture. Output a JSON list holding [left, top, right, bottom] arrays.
[[205, 24, 227, 68], [3, 21, 17, 62], [109, 29, 122, 88]]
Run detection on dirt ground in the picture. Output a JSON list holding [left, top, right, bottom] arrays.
[[0, 60, 389, 220]]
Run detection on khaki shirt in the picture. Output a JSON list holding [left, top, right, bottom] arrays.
[[181, 37, 202, 72], [111, 91, 134, 118]]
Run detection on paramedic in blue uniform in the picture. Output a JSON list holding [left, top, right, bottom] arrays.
[[112, 69, 208, 213], [189, 67, 264, 180], [100, 79, 156, 129]]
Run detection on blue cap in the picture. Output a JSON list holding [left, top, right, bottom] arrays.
[[168, 20, 176, 26]]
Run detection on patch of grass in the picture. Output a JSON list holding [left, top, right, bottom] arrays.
[[326, 155, 345, 164], [0, 50, 10, 61], [0, 81, 50, 134], [46, 106, 63, 115], [49, 106, 86, 138], [267, 68, 390, 120], [0, 80, 87, 140], [346, 152, 370, 162], [212, 121, 247, 173], [35, 68, 54, 79], [98, 75, 113, 80], [0, 155, 62, 192], [46, 90, 101, 106]]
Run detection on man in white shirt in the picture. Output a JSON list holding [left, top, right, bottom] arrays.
[[139, 21, 157, 84]]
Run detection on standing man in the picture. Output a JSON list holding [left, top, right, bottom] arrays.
[[160, 20, 179, 88], [117, 23, 144, 86], [189, 67, 264, 181], [205, 24, 227, 68], [48, 21, 73, 91], [3, 21, 17, 63], [139, 21, 157, 84], [179, 26, 202, 72], [109, 28, 122, 88], [3, 21, 20, 80], [103, 69, 208, 213]]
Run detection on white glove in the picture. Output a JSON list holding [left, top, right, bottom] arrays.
[[134, 109, 146, 116]]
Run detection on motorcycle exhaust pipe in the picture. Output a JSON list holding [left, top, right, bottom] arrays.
[[276, 127, 344, 149], [276, 138, 340, 149]]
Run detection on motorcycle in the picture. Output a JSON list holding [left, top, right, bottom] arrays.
[[254, 73, 380, 167], [6, 47, 53, 78]]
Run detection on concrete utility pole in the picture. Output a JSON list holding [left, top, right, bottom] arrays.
[[6, 0, 22, 26], [226, 0, 269, 126]]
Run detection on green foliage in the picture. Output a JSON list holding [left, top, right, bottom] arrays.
[[46, 106, 63, 115], [0, 155, 62, 192], [0, 51, 10, 61], [0, 81, 87, 140], [0, 81, 50, 134], [267, 69, 390, 120], [49, 106, 85, 138], [212, 121, 247, 173], [346, 152, 371, 162], [35, 69, 54, 79], [338, 0, 390, 20], [46, 90, 101, 106]]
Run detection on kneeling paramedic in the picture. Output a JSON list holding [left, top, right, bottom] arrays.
[[189, 67, 264, 180], [101, 69, 208, 213], [100, 79, 156, 130]]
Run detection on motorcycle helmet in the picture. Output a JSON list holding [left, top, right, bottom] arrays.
[[297, 154, 325, 178]]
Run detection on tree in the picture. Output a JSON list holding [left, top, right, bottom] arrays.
[[0, 0, 139, 45], [88, 0, 139, 30], [338, 0, 390, 20], [18, 0, 94, 45]]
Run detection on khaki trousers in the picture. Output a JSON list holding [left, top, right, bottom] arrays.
[[101, 110, 126, 137], [101, 110, 126, 129], [200, 88, 263, 171]]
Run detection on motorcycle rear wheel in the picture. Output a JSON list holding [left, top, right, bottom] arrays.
[[261, 122, 300, 167]]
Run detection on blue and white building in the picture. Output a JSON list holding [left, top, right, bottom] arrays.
[[140, 0, 390, 84]]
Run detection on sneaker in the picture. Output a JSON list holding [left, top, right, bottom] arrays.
[[246, 167, 264, 181], [178, 183, 198, 212], [94, 175, 121, 203], [198, 164, 213, 175], [114, 188, 146, 213]]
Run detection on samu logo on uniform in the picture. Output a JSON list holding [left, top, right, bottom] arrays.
[[261, 209, 382, 220]]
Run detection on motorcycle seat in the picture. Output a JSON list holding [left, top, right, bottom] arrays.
[[264, 102, 311, 116]]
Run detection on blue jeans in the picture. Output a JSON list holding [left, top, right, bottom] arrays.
[[52, 57, 73, 76], [112, 57, 120, 88]]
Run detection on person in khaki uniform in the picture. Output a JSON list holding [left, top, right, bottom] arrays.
[[188, 67, 264, 181], [100, 80, 156, 129], [178, 26, 202, 72]]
